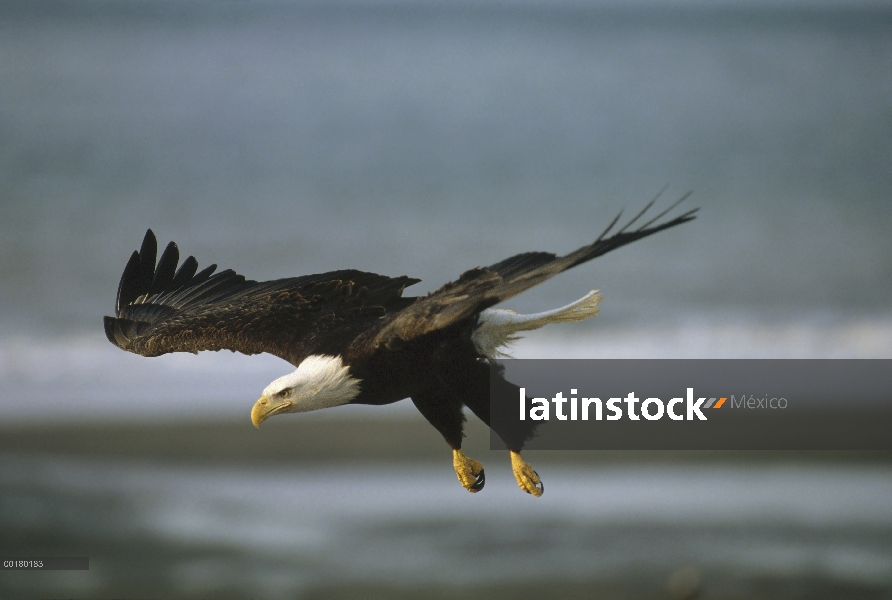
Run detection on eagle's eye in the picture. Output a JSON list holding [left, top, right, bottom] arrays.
[[279, 389, 291, 398]]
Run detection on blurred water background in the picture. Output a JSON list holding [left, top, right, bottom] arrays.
[[1, 0, 891, 598]]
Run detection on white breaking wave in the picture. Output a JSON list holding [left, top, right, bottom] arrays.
[[1, 313, 890, 422], [509, 315, 892, 359]]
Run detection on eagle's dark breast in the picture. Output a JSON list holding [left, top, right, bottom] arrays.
[[346, 310, 483, 405], [353, 312, 534, 451]]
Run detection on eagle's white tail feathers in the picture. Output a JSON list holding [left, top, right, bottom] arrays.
[[472, 290, 602, 358]]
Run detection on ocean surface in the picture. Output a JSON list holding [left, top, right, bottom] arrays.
[[1, 2, 890, 597]]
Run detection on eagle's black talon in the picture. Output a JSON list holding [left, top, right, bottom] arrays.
[[470, 468, 485, 492]]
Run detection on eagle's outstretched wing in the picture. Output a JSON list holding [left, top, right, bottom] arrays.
[[103, 230, 420, 366], [374, 194, 697, 346]]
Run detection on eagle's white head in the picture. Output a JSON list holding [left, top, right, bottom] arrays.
[[250, 355, 361, 427]]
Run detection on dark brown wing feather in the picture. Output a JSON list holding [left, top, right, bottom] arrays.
[[104, 230, 420, 366], [373, 194, 697, 346]]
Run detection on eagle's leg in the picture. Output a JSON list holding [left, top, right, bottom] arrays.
[[510, 450, 543, 496], [411, 394, 485, 493], [461, 365, 544, 497], [453, 449, 485, 493]]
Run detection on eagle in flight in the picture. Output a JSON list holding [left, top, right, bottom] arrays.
[[104, 196, 696, 496]]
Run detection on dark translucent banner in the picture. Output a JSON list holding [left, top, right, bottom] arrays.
[[489, 360, 892, 450]]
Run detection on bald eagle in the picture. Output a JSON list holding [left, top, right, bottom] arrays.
[[104, 197, 696, 495]]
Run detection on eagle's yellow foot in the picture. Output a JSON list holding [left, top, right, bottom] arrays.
[[453, 449, 485, 493], [510, 450, 544, 497]]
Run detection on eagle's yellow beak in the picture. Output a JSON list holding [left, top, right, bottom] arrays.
[[251, 396, 292, 428]]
